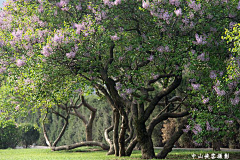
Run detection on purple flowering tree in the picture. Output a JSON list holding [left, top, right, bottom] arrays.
[[0, 0, 240, 159]]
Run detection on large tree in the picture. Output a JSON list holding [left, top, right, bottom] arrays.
[[0, 0, 240, 159]]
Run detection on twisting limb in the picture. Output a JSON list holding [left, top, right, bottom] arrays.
[[104, 125, 114, 155], [42, 109, 51, 147]]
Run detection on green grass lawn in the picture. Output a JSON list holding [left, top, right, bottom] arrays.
[[0, 147, 240, 160]]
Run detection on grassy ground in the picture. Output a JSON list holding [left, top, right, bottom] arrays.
[[0, 147, 240, 160]]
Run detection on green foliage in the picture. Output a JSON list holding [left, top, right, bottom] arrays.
[[0, 120, 19, 149], [18, 123, 40, 148]]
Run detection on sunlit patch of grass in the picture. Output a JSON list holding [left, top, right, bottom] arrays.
[[0, 147, 239, 160]]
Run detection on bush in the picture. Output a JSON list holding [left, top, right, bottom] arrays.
[[18, 123, 40, 148], [0, 120, 19, 149]]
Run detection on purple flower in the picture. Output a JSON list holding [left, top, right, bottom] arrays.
[[213, 86, 226, 96], [225, 120, 233, 124], [16, 59, 26, 67], [194, 124, 202, 132], [76, 3, 82, 10], [206, 121, 211, 131], [234, 90, 240, 95], [114, 0, 121, 5], [66, 51, 76, 59], [157, 46, 164, 52], [183, 124, 191, 133], [53, 33, 64, 43], [56, 0, 69, 8], [165, 46, 170, 52], [169, 0, 180, 6], [193, 33, 207, 45], [208, 106, 213, 112], [0, 67, 6, 74], [115, 82, 122, 90], [126, 88, 133, 94], [192, 129, 198, 135], [41, 44, 53, 57], [148, 55, 154, 61], [237, 1, 240, 10], [38, 5, 44, 13], [174, 8, 182, 16], [202, 97, 209, 104], [110, 34, 120, 41], [210, 71, 217, 79], [15, 105, 20, 111], [142, 1, 149, 9], [191, 83, 200, 90], [230, 97, 240, 105]]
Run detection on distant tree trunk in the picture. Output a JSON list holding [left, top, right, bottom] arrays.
[[104, 125, 114, 155], [113, 109, 120, 156], [125, 116, 134, 144], [42, 108, 69, 148], [69, 95, 97, 142], [213, 140, 221, 151], [86, 125, 93, 141]]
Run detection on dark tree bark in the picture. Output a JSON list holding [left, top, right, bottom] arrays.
[[113, 109, 120, 156], [213, 140, 221, 151], [157, 117, 188, 159], [135, 120, 155, 159], [125, 116, 134, 144], [118, 107, 128, 156], [125, 137, 138, 156]]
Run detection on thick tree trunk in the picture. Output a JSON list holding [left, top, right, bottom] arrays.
[[157, 117, 188, 159], [86, 125, 93, 141], [51, 141, 110, 151], [213, 140, 221, 151], [118, 108, 128, 156], [104, 125, 115, 155], [135, 120, 155, 159], [113, 109, 120, 156]]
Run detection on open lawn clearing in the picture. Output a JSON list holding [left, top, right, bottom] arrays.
[[0, 147, 240, 160]]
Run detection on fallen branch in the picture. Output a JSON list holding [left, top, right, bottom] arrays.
[[51, 141, 110, 151]]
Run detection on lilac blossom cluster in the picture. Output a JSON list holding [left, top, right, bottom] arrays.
[[103, 0, 122, 7], [206, 121, 219, 131]]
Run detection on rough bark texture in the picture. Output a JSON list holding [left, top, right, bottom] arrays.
[[157, 117, 188, 159], [113, 109, 120, 156], [125, 117, 134, 144], [213, 140, 221, 151], [118, 108, 128, 156], [126, 137, 138, 156], [104, 125, 115, 155], [51, 141, 110, 151], [136, 120, 155, 159]]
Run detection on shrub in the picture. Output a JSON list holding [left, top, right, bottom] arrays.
[[18, 123, 40, 148], [0, 120, 19, 149]]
